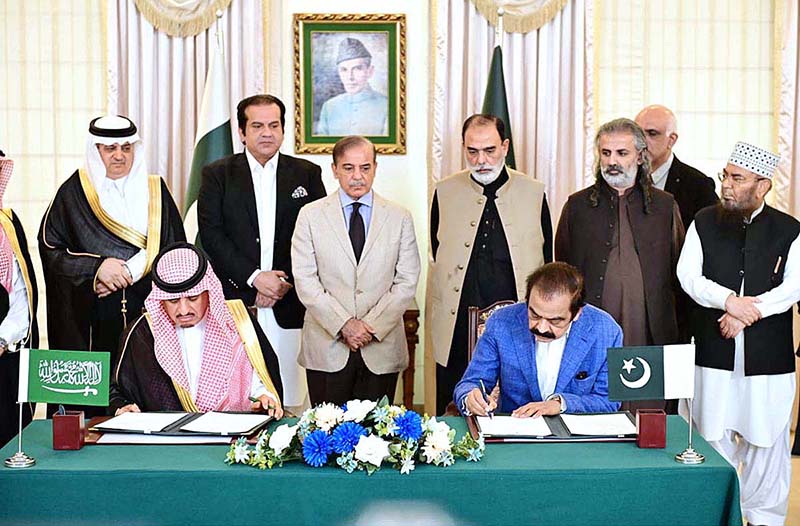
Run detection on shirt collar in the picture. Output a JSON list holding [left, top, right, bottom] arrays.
[[746, 202, 766, 224], [245, 148, 279, 175], [650, 152, 674, 190], [338, 188, 374, 209], [340, 86, 375, 102]]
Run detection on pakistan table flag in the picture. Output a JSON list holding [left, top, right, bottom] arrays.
[[607, 344, 695, 401], [18, 349, 110, 407]]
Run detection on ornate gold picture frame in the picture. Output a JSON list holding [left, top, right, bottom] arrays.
[[293, 13, 406, 154]]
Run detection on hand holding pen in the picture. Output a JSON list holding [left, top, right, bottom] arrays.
[[465, 381, 497, 417]]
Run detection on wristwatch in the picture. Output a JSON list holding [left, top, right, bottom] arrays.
[[546, 393, 567, 413]]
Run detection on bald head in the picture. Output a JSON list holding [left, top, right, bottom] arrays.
[[635, 105, 678, 171]]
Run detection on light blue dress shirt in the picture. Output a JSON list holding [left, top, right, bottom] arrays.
[[339, 188, 373, 237]]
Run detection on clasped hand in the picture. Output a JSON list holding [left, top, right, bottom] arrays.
[[718, 294, 762, 339], [95, 258, 133, 297], [341, 318, 375, 350], [254, 270, 292, 308]]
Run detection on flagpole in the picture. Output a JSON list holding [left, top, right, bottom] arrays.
[[495, 7, 504, 46], [5, 396, 35, 468], [674, 398, 704, 464], [215, 9, 224, 50], [675, 338, 704, 464]]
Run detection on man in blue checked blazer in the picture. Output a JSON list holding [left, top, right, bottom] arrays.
[[454, 262, 622, 417]]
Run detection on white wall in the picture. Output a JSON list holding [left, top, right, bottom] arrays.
[[269, 0, 430, 405]]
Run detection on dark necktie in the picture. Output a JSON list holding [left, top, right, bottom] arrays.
[[349, 202, 365, 262]]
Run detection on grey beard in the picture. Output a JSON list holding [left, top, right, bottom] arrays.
[[470, 164, 503, 185], [601, 166, 637, 189]]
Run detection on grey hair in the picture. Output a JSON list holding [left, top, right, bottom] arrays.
[[589, 118, 654, 212]]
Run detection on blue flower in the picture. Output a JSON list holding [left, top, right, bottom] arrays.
[[371, 406, 390, 424], [302, 430, 333, 467], [336, 452, 359, 473], [394, 410, 423, 441], [331, 422, 367, 454]]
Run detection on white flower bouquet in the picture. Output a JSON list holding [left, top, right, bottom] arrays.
[[225, 396, 485, 475]]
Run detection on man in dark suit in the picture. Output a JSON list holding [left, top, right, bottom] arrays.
[[635, 105, 718, 229], [635, 105, 718, 352], [198, 94, 325, 414]]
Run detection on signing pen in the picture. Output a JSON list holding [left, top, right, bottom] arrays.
[[479, 379, 494, 420]]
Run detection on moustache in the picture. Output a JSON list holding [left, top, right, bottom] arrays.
[[348, 180, 366, 187], [603, 164, 623, 175], [530, 328, 556, 340]]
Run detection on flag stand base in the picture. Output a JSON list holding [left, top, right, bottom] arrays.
[[4, 451, 35, 469], [674, 447, 705, 465], [675, 397, 704, 465], [4, 403, 35, 468]]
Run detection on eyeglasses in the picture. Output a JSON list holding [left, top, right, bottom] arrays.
[[718, 171, 767, 185]]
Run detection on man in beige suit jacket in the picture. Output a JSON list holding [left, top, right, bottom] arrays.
[[292, 136, 420, 406]]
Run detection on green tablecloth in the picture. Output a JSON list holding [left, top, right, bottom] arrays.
[[0, 416, 741, 526]]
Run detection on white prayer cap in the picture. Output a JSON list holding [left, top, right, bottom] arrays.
[[88, 115, 141, 145], [728, 141, 779, 179]]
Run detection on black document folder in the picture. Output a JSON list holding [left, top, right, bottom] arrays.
[[90, 411, 272, 437], [467, 411, 637, 443]]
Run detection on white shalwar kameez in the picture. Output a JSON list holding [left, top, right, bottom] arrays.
[[677, 207, 799, 526]]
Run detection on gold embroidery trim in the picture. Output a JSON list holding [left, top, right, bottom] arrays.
[[143, 174, 162, 275], [226, 299, 281, 403], [115, 314, 146, 382], [0, 209, 35, 344], [78, 169, 147, 249], [172, 380, 200, 413]]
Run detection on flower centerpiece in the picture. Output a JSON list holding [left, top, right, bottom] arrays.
[[225, 396, 484, 475]]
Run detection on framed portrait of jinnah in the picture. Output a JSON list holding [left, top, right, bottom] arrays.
[[294, 13, 406, 154]]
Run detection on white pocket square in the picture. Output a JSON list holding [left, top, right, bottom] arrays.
[[291, 186, 308, 199]]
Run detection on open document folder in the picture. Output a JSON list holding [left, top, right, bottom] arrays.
[[92, 412, 272, 437], [469, 412, 637, 443]]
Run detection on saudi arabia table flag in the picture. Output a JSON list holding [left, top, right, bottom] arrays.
[[607, 344, 695, 401], [17, 349, 109, 406]]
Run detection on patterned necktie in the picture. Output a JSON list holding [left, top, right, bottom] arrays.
[[349, 202, 365, 262]]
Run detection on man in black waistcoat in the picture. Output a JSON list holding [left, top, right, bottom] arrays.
[[677, 142, 799, 526]]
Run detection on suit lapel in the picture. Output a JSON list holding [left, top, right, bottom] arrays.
[[554, 313, 592, 393], [321, 193, 358, 268], [274, 154, 294, 233], [359, 193, 388, 264], [511, 306, 542, 402], [664, 157, 681, 196], [233, 153, 259, 229]]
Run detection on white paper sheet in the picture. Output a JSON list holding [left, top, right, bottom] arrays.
[[561, 413, 636, 436], [179, 412, 271, 435], [93, 412, 188, 434], [476, 415, 553, 437], [96, 433, 232, 445]]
